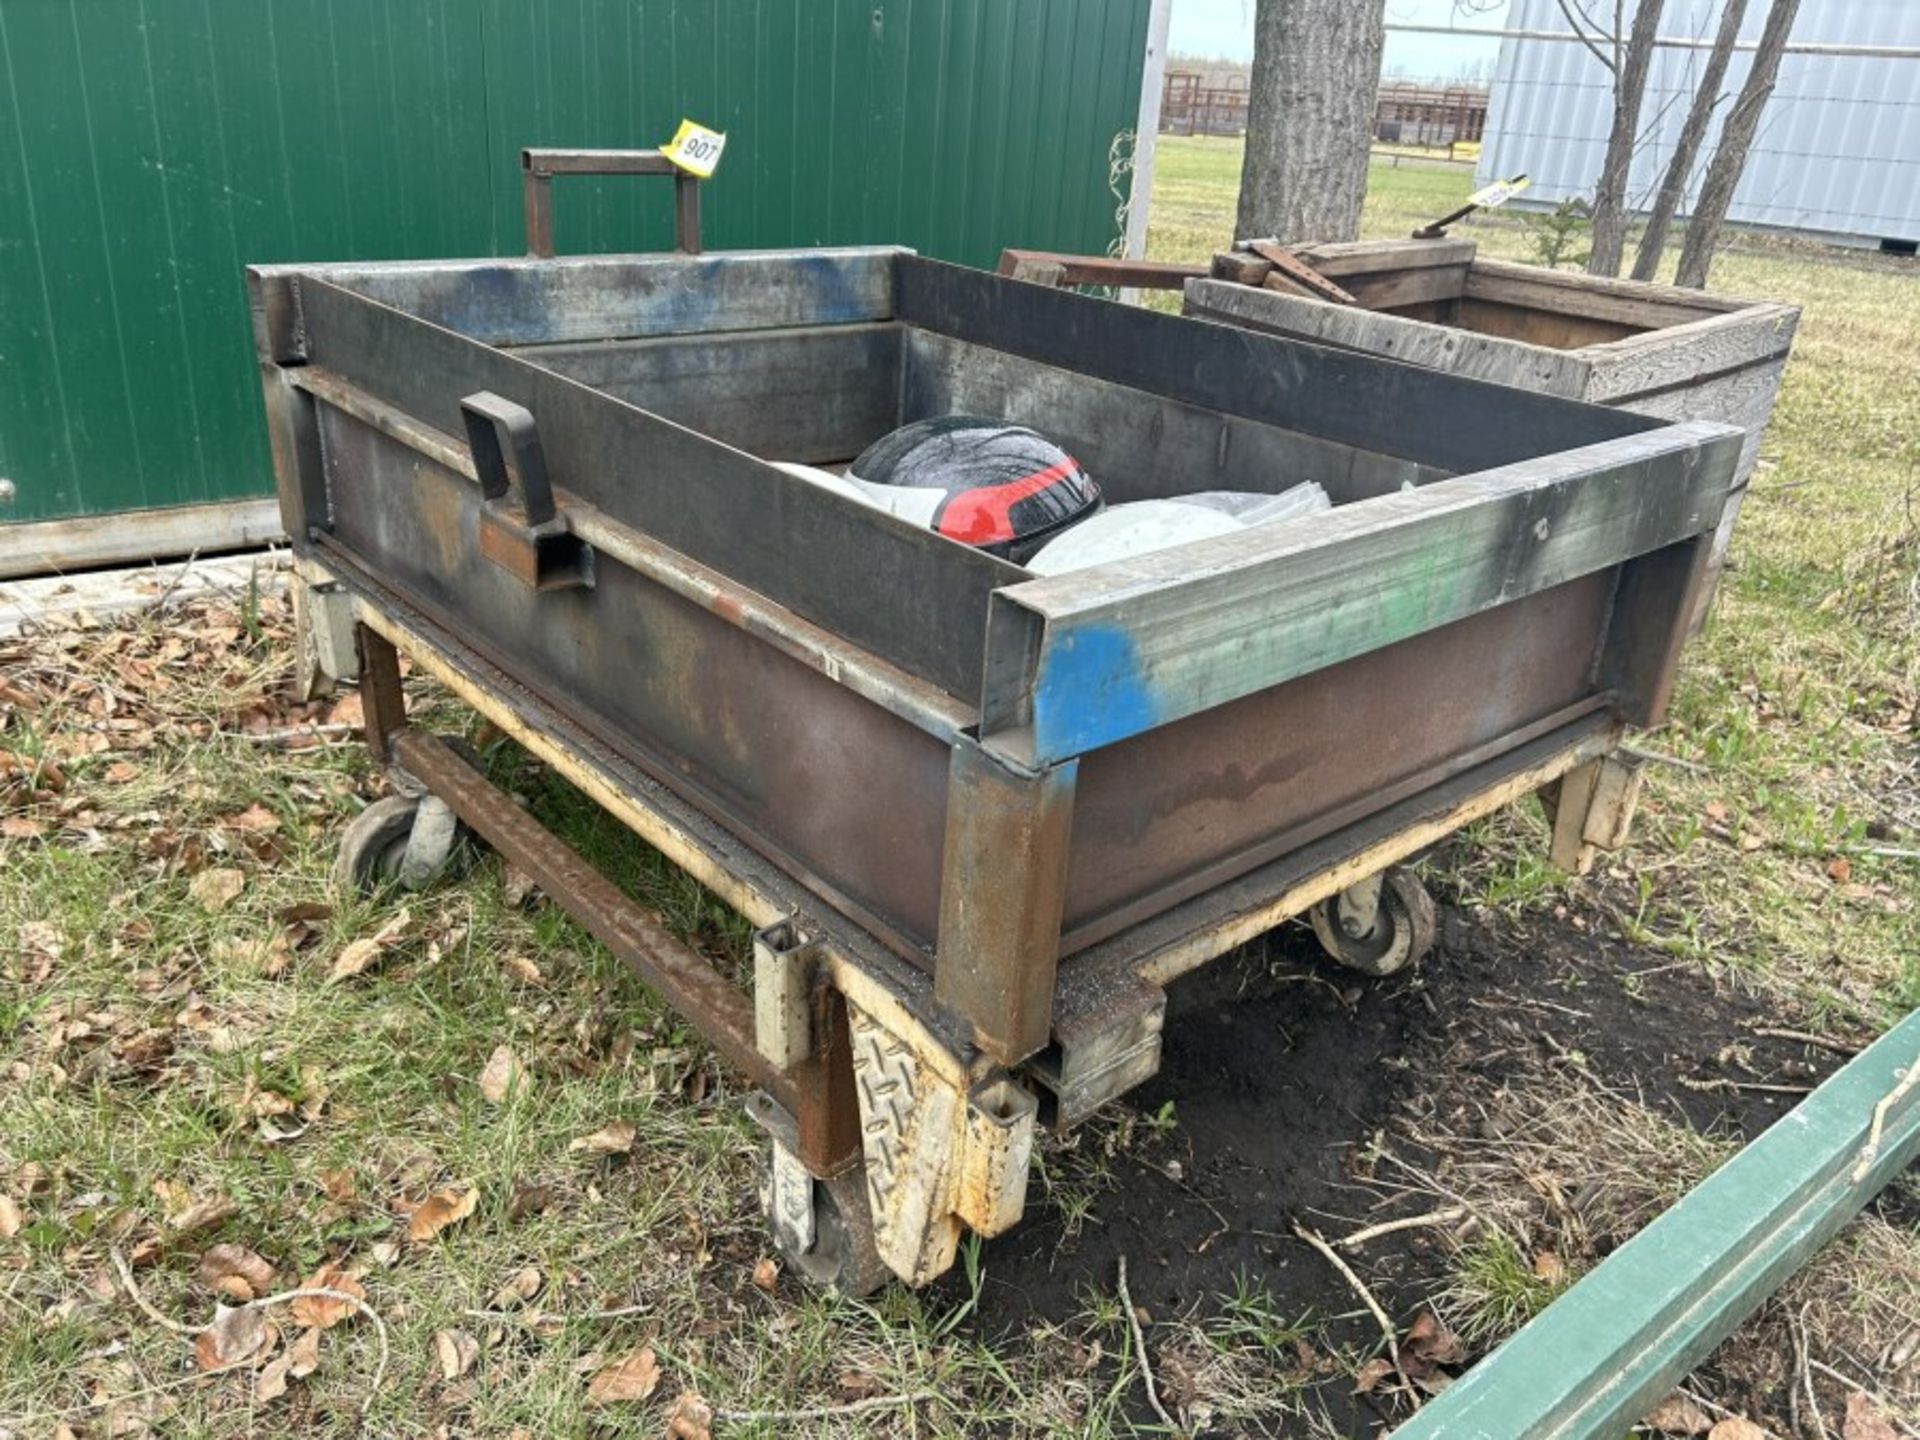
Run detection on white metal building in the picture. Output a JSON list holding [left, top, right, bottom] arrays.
[[1478, 0, 1920, 250]]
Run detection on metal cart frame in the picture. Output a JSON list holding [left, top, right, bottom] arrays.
[[250, 164, 1741, 1289]]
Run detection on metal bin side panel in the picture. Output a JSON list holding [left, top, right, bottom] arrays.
[[1060, 570, 1614, 947], [279, 272, 1020, 702], [317, 406, 952, 959]]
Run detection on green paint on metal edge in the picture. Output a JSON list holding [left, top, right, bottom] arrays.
[[1390, 1008, 1920, 1440]]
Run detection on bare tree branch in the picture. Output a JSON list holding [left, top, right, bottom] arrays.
[[1675, 0, 1803, 287], [1588, 0, 1665, 275], [1556, 0, 1618, 72], [1632, 0, 1750, 279]]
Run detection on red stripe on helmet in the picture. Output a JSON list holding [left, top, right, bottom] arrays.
[[934, 457, 1083, 545]]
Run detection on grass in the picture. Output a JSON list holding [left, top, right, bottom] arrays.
[[2, 139, 1916, 1435]]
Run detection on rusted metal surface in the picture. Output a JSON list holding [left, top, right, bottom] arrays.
[[291, 273, 1018, 701], [308, 384, 959, 949], [388, 726, 858, 1174], [1059, 571, 1613, 948], [933, 738, 1078, 1067], [258, 243, 1742, 1287], [1243, 238, 1357, 304], [290, 363, 972, 745], [355, 625, 407, 764], [521, 148, 701, 258], [460, 392, 595, 591], [1056, 712, 1621, 1005]]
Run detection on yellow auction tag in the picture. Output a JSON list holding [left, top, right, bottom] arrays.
[[661, 119, 727, 180], [1468, 174, 1531, 210]]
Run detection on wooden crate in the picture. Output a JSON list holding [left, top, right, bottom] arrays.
[[1185, 239, 1799, 631]]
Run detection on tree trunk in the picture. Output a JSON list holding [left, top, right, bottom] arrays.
[[1674, 0, 1802, 287], [1235, 0, 1387, 244], [1587, 0, 1665, 276], [1631, 0, 1750, 281]]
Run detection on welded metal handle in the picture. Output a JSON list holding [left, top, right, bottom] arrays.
[[460, 391, 592, 591], [461, 391, 554, 525], [520, 147, 702, 258]]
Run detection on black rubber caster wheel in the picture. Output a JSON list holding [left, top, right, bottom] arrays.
[[767, 1163, 890, 1298], [749, 1094, 890, 1297], [1307, 866, 1437, 977], [330, 793, 463, 896]]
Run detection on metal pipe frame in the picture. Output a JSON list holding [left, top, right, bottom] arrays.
[[521, 147, 702, 258], [355, 623, 861, 1176]]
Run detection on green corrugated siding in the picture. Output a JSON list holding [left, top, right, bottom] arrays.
[[0, 0, 1149, 525]]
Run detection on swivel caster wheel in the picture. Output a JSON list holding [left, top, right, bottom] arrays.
[[331, 792, 465, 895], [1307, 865, 1436, 977], [747, 1094, 889, 1297]]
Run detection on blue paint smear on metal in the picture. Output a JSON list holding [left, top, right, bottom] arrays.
[[1033, 623, 1161, 761]]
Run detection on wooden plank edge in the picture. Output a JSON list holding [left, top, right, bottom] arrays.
[[0, 497, 285, 580]]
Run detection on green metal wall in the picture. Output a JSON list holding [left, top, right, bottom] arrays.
[[0, 0, 1150, 526]]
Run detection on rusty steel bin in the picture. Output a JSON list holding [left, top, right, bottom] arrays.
[[251, 211, 1742, 1290], [1182, 237, 1798, 631]]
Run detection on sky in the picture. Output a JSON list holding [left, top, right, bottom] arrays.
[[1170, 0, 1514, 81]]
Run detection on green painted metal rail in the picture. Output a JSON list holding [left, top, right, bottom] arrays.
[[1390, 1007, 1920, 1440], [0, 0, 1149, 526]]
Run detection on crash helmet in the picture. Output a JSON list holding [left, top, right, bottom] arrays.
[[848, 416, 1102, 563]]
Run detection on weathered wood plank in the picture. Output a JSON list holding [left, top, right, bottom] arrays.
[[1341, 265, 1470, 311], [0, 497, 285, 580], [1462, 260, 1730, 332], [1293, 237, 1478, 276], [1183, 280, 1591, 395], [981, 423, 1743, 764], [1582, 304, 1799, 401], [996, 248, 1204, 290]]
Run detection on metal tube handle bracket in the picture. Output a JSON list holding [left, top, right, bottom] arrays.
[[521, 147, 703, 258], [460, 391, 592, 591]]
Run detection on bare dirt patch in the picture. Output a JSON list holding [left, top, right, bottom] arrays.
[[960, 894, 1910, 1436]]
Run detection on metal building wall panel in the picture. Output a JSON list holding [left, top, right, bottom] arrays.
[[1480, 0, 1920, 247], [0, 0, 1148, 525]]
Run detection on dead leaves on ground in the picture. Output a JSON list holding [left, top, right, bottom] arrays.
[[194, 1304, 275, 1371], [569, 1120, 637, 1157], [664, 1391, 715, 1439], [1351, 1309, 1464, 1398], [478, 1044, 530, 1105], [187, 866, 246, 912], [182, 1262, 353, 1409], [1645, 1395, 1717, 1434], [287, 1262, 366, 1329], [255, 1324, 322, 1403], [196, 1243, 277, 1302], [328, 907, 414, 983], [405, 1185, 480, 1243], [155, 1183, 236, 1237], [1639, 1396, 1904, 1440], [587, 1345, 662, 1405], [1843, 1393, 1901, 1440], [434, 1326, 481, 1382]]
